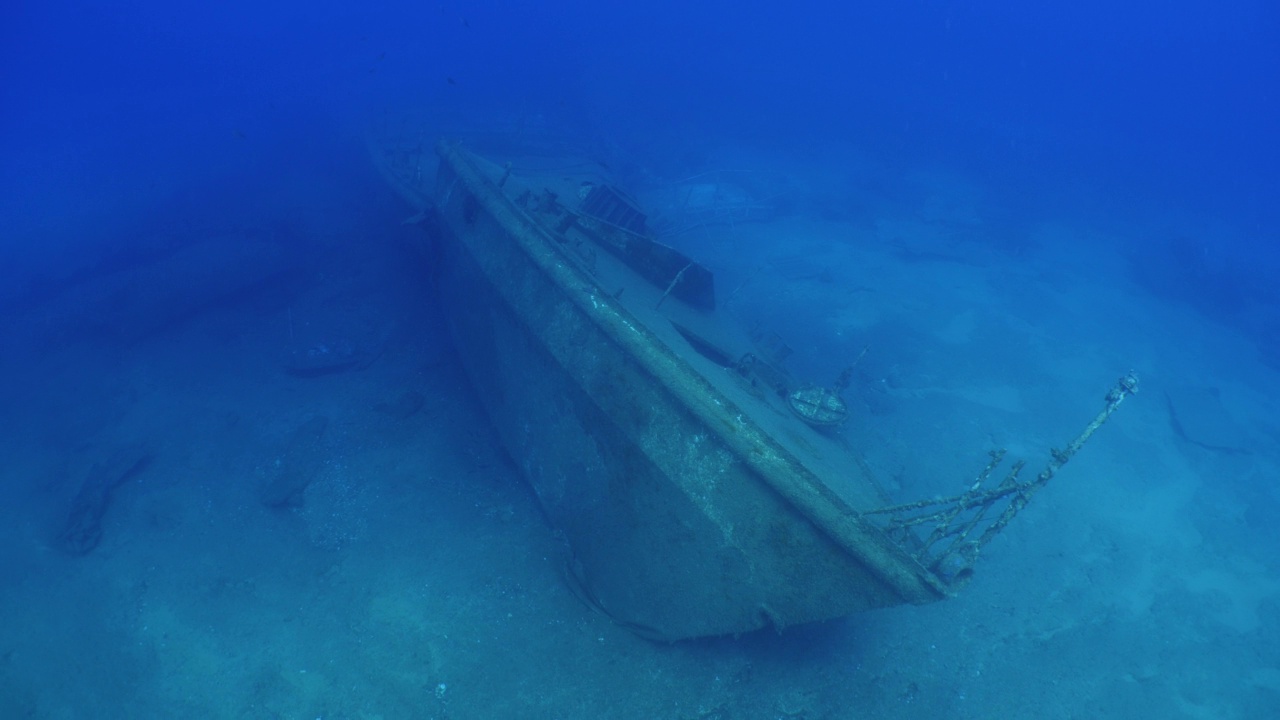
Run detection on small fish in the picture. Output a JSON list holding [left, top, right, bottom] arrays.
[[233, 129, 247, 140], [446, 76, 457, 86]]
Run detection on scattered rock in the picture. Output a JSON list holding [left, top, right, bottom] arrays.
[[285, 340, 372, 377], [284, 325, 393, 377], [35, 235, 291, 344], [374, 390, 426, 420], [57, 443, 153, 555], [259, 416, 329, 508]]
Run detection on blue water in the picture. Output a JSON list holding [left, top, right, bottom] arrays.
[[2, 2, 1277, 717]]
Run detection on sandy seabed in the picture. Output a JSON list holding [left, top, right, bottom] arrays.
[[1, 165, 1277, 720]]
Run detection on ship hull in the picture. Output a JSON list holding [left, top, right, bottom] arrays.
[[417, 142, 947, 641]]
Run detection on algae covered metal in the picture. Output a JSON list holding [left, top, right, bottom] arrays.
[[370, 134, 1135, 641]]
